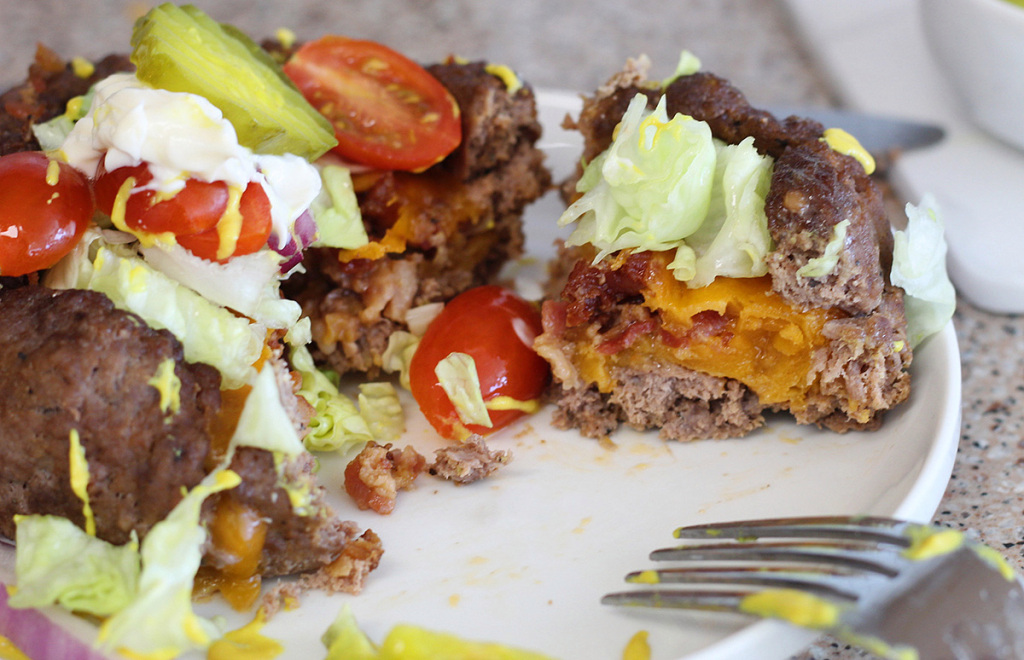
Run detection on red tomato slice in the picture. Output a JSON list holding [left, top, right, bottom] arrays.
[[283, 36, 462, 172], [0, 151, 93, 277], [94, 163, 227, 237], [176, 181, 272, 262], [409, 286, 550, 440]]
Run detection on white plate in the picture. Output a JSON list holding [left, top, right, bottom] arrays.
[[0, 90, 962, 660]]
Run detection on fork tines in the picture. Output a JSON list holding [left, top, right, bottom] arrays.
[[603, 515, 918, 615]]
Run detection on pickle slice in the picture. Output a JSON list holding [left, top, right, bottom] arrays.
[[130, 3, 337, 160]]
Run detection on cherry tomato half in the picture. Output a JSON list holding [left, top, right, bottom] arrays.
[[409, 286, 551, 440], [94, 163, 227, 237], [0, 151, 93, 277], [94, 163, 273, 262], [283, 35, 462, 172], [176, 182, 272, 262]]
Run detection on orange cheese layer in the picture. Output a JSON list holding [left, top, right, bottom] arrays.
[[338, 169, 488, 262], [571, 258, 845, 410]]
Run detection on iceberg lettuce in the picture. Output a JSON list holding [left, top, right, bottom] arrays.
[[559, 94, 774, 287], [230, 362, 306, 457], [890, 195, 956, 347], [291, 344, 374, 452], [435, 352, 492, 428], [310, 164, 369, 249], [97, 470, 241, 658], [80, 246, 265, 388], [560, 93, 717, 261], [669, 136, 773, 286], [8, 515, 140, 617]]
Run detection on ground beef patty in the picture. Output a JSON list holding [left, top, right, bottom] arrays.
[[0, 286, 220, 543], [538, 57, 912, 441], [287, 59, 551, 377]]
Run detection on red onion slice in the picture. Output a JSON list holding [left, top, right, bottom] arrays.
[[0, 586, 109, 660]]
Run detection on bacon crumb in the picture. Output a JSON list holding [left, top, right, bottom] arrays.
[[344, 441, 426, 514]]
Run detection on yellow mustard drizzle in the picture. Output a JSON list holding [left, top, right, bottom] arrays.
[[628, 570, 661, 585], [0, 635, 31, 660], [821, 128, 876, 175], [622, 630, 651, 660], [485, 63, 523, 94], [738, 588, 841, 629], [148, 358, 182, 417], [215, 185, 245, 260], [971, 544, 1017, 582], [274, 27, 296, 50], [45, 159, 61, 185], [206, 609, 283, 660], [485, 395, 540, 415], [109, 177, 176, 247], [901, 525, 963, 561], [70, 56, 95, 79], [68, 429, 96, 536]]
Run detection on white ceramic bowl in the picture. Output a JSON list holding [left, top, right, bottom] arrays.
[[920, 0, 1024, 151]]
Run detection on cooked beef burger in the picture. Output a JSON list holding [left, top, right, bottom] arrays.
[[0, 286, 369, 584], [535, 56, 925, 441], [0, 286, 219, 544], [287, 59, 552, 377]]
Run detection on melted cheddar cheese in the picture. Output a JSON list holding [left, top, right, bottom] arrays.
[[567, 253, 845, 412]]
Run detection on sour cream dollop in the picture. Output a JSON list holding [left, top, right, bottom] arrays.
[[60, 72, 320, 248]]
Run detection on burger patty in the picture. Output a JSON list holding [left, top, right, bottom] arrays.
[[288, 60, 552, 377], [540, 58, 912, 441], [0, 286, 367, 580], [0, 286, 220, 544]]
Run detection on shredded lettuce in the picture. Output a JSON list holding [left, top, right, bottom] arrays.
[[291, 344, 374, 452], [140, 242, 302, 330], [890, 195, 956, 347], [669, 136, 774, 286], [381, 330, 419, 390], [79, 246, 264, 388], [660, 50, 702, 88], [435, 352, 492, 428], [310, 164, 369, 249], [323, 605, 378, 660], [358, 382, 405, 442], [560, 94, 775, 287], [97, 470, 241, 658], [230, 363, 306, 457], [797, 219, 850, 279], [560, 93, 717, 262], [8, 515, 140, 617]]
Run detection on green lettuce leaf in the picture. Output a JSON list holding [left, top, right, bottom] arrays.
[[291, 344, 374, 452], [890, 195, 956, 347], [8, 515, 140, 617], [310, 164, 369, 249], [230, 362, 306, 456], [80, 246, 265, 388], [358, 382, 405, 442], [559, 93, 717, 261], [97, 470, 241, 658], [435, 352, 492, 428], [669, 136, 774, 286], [797, 219, 850, 279]]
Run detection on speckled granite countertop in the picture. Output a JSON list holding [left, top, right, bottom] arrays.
[[1, 1, 1021, 659]]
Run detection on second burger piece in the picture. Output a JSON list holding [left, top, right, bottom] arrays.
[[536, 56, 918, 442], [289, 58, 552, 378]]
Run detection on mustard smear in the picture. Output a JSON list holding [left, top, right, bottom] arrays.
[[901, 525, 963, 562], [68, 429, 96, 536], [738, 588, 840, 629], [484, 63, 523, 94], [821, 128, 875, 175], [486, 395, 541, 415], [148, 358, 182, 417], [207, 609, 284, 660], [0, 635, 31, 660], [971, 543, 1017, 582], [622, 630, 651, 660]]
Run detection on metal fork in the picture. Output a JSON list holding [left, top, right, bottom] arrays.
[[603, 516, 1024, 659]]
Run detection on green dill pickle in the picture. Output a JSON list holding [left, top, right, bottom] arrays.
[[130, 3, 337, 160]]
